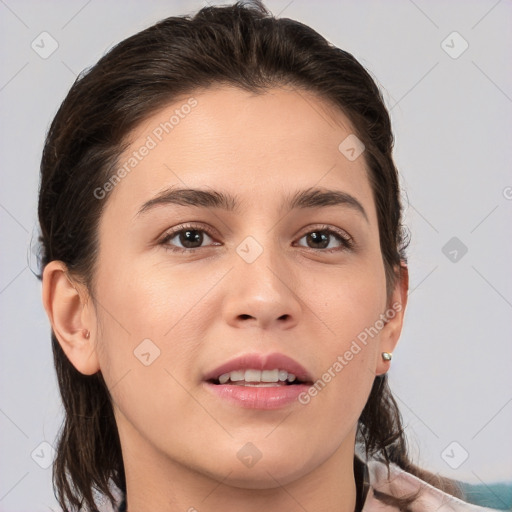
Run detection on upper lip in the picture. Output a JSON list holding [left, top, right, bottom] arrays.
[[203, 352, 313, 383]]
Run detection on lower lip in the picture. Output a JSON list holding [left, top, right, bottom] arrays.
[[203, 381, 311, 409]]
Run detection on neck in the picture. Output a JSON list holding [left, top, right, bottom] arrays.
[[118, 422, 359, 512]]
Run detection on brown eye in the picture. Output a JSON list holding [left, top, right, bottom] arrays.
[[296, 227, 353, 252], [160, 225, 218, 253], [175, 229, 206, 249]]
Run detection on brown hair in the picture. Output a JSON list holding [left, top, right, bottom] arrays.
[[37, 1, 462, 510]]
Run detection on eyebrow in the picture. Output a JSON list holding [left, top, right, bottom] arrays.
[[136, 185, 368, 222]]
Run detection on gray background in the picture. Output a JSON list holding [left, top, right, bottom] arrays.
[[1, 0, 511, 510]]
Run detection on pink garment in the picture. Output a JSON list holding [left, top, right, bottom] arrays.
[[361, 459, 496, 511]]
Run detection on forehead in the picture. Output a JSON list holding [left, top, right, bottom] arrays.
[[104, 85, 375, 220]]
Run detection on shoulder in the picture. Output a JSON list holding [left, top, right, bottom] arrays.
[[361, 459, 497, 512]]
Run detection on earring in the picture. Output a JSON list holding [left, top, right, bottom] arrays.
[[381, 352, 392, 361], [82, 329, 90, 339]]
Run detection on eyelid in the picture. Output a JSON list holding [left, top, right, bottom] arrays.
[[298, 224, 352, 241], [159, 222, 218, 246]]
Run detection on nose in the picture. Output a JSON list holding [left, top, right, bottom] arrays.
[[222, 238, 302, 331]]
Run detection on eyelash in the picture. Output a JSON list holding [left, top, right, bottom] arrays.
[[159, 223, 354, 254]]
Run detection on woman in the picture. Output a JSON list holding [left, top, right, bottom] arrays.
[[37, 1, 495, 510]]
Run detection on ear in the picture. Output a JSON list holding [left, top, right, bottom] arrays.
[[375, 263, 409, 376], [41, 260, 100, 375]]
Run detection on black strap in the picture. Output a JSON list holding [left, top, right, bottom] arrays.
[[354, 454, 371, 512], [117, 495, 126, 512]]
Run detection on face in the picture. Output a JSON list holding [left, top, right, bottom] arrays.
[[78, 86, 404, 488]]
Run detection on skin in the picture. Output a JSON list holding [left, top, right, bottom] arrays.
[[42, 85, 408, 512]]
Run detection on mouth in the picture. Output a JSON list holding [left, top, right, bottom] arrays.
[[202, 352, 314, 409], [203, 352, 314, 386]]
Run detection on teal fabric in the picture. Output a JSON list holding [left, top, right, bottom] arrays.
[[457, 481, 512, 511]]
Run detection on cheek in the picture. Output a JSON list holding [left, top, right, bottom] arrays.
[[92, 258, 228, 401], [95, 256, 220, 341], [303, 262, 385, 408], [92, 263, 210, 444], [314, 258, 387, 347]]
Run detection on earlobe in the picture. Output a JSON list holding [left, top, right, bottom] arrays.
[[41, 261, 100, 376], [375, 263, 409, 376]]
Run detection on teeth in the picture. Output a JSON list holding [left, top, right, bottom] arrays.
[[216, 368, 298, 384], [218, 373, 230, 384], [261, 369, 279, 382], [230, 370, 245, 382], [245, 369, 261, 382]]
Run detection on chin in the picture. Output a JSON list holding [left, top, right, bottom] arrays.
[[206, 452, 314, 490], [222, 466, 310, 490]]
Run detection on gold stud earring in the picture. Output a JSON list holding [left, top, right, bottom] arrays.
[[381, 352, 392, 361]]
